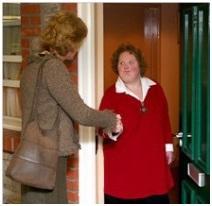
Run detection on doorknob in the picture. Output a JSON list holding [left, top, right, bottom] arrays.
[[175, 132, 183, 147], [176, 132, 183, 138], [175, 132, 192, 147]]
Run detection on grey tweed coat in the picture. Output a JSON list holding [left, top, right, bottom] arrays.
[[20, 53, 116, 156]]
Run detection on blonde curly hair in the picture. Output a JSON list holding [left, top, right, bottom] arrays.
[[40, 11, 87, 56]]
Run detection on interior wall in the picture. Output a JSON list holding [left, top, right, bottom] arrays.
[[161, 4, 180, 135], [103, 3, 161, 90], [160, 4, 180, 203]]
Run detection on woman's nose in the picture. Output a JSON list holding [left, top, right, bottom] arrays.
[[123, 63, 129, 69]]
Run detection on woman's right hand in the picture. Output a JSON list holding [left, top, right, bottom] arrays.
[[103, 114, 123, 141]]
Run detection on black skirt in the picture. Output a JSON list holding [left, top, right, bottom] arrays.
[[104, 193, 170, 204]]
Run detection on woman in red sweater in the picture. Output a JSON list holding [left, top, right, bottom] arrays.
[[100, 43, 174, 204]]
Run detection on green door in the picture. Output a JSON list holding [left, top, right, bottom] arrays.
[[180, 3, 210, 204]]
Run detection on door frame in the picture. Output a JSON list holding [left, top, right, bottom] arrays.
[[77, 2, 105, 204], [94, 3, 105, 204], [77, 3, 97, 204]]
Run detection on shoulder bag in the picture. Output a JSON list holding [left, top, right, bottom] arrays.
[[6, 58, 59, 190]]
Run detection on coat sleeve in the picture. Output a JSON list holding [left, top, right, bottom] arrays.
[[43, 59, 116, 132]]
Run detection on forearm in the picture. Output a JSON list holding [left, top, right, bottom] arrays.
[[45, 60, 116, 130]]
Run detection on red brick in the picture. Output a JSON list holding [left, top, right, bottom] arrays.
[[66, 168, 78, 180], [67, 191, 78, 203], [21, 4, 40, 15], [22, 49, 30, 60], [3, 130, 21, 153], [21, 27, 41, 37], [30, 16, 41, 25], [67, 155, 79, 169], [67, 58, 77, 72], [61, 4, 77, 12], [21, 16, 30, 25], [21, 39, 30, 49], [66, 179, 78, 191]]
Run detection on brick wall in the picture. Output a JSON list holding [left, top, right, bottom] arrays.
[[3, 3, 79, 204], [21, 3, 41, 68]]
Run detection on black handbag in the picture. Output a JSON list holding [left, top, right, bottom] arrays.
[[6, 58, 59, 190]]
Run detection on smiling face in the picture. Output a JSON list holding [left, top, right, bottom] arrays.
[[117, 51, 141, 84]]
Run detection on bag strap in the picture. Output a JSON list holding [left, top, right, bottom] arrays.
[[28, 57, 50, 123], [23, 55, 60, 136]]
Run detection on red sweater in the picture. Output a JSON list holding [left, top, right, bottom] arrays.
[[100, 83, 174, 199]]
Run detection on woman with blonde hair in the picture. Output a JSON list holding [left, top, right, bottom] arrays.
[[20, 11, 122, 204]]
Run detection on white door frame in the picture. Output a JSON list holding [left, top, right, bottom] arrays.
[[94, 3, 105, 204], [77, 3, 104, 204]]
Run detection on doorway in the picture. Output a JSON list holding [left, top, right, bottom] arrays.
[[102, 3, 180, 203]]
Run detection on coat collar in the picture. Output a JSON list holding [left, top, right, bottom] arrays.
[[115, 77, 156, 101]]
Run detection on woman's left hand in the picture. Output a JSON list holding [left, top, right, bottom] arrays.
[[166, 151, 174, 165]]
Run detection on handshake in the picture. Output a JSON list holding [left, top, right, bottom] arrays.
[[109, 114, 123, 141]]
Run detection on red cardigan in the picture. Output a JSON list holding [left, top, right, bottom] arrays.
[[100, 83, 174, 199]]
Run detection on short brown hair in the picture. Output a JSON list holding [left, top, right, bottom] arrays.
[[111, 43, 147, 76], [40, 11, 87, 56]]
